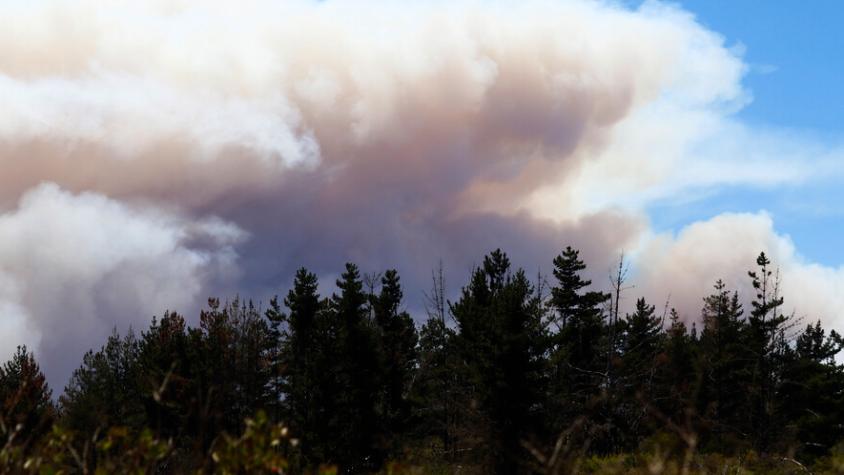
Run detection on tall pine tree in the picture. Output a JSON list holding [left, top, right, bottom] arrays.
[[451, 250, 548, 474], [549, 246, 610, 445], [372, 270, 418, 456]]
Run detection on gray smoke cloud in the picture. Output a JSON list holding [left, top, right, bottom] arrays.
[[0, 0, 840, 387]]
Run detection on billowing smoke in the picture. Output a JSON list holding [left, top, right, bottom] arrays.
[[638, 213, 844, 330], [0, 184, 245, 382], [0, 0, 840, 386]]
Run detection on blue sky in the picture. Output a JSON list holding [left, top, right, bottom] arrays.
[[644, 0, 844, 265], [680, 0, 843, 132]]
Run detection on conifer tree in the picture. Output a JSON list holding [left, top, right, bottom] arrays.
[[0, 346, 54, 448], [451, 249, 548, 474], [188, 298, 274, 447], [61, 329, 146, 450], [746, 252, 791, 451], [331, 262, 384, 471], [229, 300, 275, 429], [412, 265, 462, 461], [658, 309, 697, 424], [781, 321, 844, 459], [275, 268, 322, 464], [698, 280, 747, 451], [617, 297, 663, 445], [413, 314, 459, 458], [190, 297, 237, 445], [137, 311, 194, 443], [550, 247, 608, 330], [372, 269, 418, 455], [622, 297, 662, 372], [548, 246, 610, 439]]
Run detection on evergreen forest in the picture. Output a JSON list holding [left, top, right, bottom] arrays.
[[2, 248, 844, 474]]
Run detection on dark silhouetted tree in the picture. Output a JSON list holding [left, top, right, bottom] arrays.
[[0, 346, 54, 450], [698, 280, 748, 451], [330, 262, 384, 471], [616, 297, 663, 445], [548, 246, 610, 444], [781, 321, 844, 459], [372, 269, 418, 456], [746, 252, 791, 451], [451, 249, 548, 474], [137, 311, 195, 446], [61, 329, 144, 437]]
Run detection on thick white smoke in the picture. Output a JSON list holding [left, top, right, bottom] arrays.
[[0, 184, 244, 383]]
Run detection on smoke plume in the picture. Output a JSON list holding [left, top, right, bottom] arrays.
[[0, 0, 840, 386]]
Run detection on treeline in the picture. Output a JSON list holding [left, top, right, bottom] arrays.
[[2, 248, 844, 473]]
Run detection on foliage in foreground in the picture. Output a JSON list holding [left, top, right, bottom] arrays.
[[7, 418, 844, 475], [0, 410, 307, 474]]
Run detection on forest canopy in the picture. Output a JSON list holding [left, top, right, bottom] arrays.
[[1, 248, 843, 474]]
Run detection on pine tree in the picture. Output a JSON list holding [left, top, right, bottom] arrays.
[[548, 246, 610, 443], [0, 346, 55, 449], [412, 313, 459, 459], [331, 262, 384, 471], [189, 297, 236, 446], [229, 300, 275, 429], [450, 249, 548, 474], [617, 297, 663, 445], [412, 265, 462, 461], [622, 297, 662, 372], [657, 309, 697, 426], [188, 298, 274, 448], [746, 252, 791, 451], [372, 270, 418, 456], [698, 280, 748, 451], [137, 311, 194, 444], [781, 321, 844, 459], [60, 328, 145, 451], [264, 295, 285, 423], [550, 247, 608, 330], [275, 267, 328, 467]]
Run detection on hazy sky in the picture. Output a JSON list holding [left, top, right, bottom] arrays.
[[1, 0, 842, 387]]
